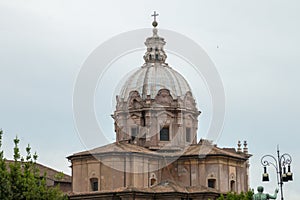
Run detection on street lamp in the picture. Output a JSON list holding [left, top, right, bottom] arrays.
[[261, 146, 293, 200]]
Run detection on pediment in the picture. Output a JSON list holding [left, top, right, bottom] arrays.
[[183, 91, 196, 110], [184, 113, 196, 120], [156, 110, 175, 118], [154, 89, 173, 105], [127, 91, 143, 109]]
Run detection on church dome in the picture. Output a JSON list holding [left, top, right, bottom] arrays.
[[114, 14, 199, 148], [119, 63, 191, 100], [119, 24, 192, 100]]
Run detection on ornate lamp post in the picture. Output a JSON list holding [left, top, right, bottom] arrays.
[[261, 146, 293, 200]]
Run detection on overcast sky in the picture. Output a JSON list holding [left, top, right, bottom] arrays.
[[1, 0, 299, 199]]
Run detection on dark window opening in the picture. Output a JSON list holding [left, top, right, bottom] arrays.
[[230, 180, 235, 192], [208, 179, 216, 188], [90, 178, 98, 191], [150, 178, 156, 186], [131, 127, 138, 141], [186, 128, 191, 142], [160, 127, 169, 141], [132, 99, 139, 108], [141, 111, 146, 126]]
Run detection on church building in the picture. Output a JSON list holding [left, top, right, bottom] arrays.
[[67, 14, 251, 200]]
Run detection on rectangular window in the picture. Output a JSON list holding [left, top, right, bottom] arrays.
[[208, 179, 216, 188], [90, 178, 98, 191], [230, 180, 235, 192], [186, 128, 191, 142], [92, 181, 98, 191], [131, 127, 138, 140], [160, 127, 169, 141]]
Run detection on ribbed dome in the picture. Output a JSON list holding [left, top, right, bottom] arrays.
[[119, 25, 193, 100], [120, 63, 191, 100]]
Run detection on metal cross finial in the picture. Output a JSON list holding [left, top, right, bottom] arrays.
[[151, 11, 159, 22]]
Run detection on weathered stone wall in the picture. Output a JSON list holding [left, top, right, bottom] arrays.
[[71, 154, 249, 194]]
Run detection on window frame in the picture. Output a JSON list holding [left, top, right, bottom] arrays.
[[186, 127, 191, 142], [207, 178, 216, 189], [160, 126, 170, 141], [90, 178, 99, 191], [131, 127, 138, 141]]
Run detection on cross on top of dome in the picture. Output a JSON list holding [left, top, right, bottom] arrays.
[[151, 11, 159, 27]]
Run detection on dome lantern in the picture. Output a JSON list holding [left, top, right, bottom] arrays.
[[143, 12, 167, 64]]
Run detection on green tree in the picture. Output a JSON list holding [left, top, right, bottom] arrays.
[[0, 130, 67, 200], [0, 130, 12, 200], [217, 191, 253, 200]]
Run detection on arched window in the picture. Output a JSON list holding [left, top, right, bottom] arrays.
[[150, 173, 157, 186], [90, 178, 98, 191], [229, 173, 236, 192], [230, 180, 236, 192], [150, 178, 156, 186]]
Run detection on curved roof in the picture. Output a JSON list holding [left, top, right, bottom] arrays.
[[118, 27, 193, 100], [119, 63, 191, 100]]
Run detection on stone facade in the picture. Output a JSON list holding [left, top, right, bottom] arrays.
[[68, 141, 250, 198], [114, 89, 199, 149]]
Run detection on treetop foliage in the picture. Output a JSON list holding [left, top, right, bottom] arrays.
[[0, 129, 67, 200]]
